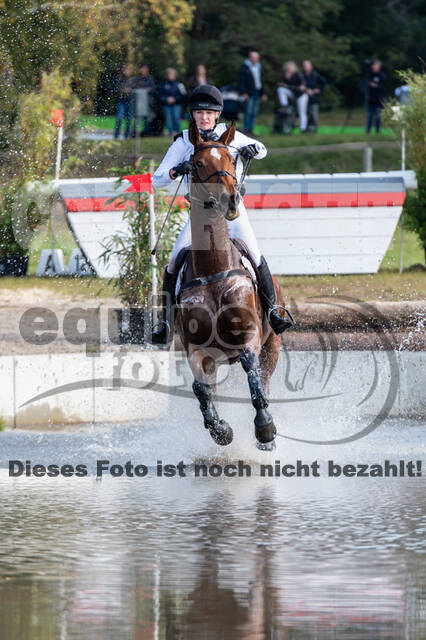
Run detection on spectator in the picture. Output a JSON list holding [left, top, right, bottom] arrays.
[[276, 61, 308, 133], [158, 68, 186, 136], [365, 60, 386, 133], [114, 63, 133, 139], [132, 63, 156, 137], [302, 60, 327, 133], [238, 51, 266, 134], [221, 85, 242, 121], [188, 64, 213, 93]]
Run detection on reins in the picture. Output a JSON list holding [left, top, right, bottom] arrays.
[[151, 142, 252, 256], [189, 143, 251, 209]]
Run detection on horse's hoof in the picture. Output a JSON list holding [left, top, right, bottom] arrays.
[[209, 420, 233, 446], [255, 420, 277, 444], [256, 438, 276, 451]]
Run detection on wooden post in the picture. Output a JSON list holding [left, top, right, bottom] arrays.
[[149, 159, 157, 321], [363, 145, 373, 172]]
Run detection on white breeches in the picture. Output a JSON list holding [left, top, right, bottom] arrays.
[[277, 87, 309, 131], [167, 200, 262, 273]]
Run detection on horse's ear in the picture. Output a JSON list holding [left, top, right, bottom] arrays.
[[219, 121, 236, 146], [189, 120, 202, 147]]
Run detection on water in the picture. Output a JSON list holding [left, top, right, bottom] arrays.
[[1, 417, 425, 639]]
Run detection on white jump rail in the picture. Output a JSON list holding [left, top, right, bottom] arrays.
[[58, 172, 406, 276]]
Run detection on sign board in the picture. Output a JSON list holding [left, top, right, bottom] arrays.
[[36, 249, 65, 276], [58, 172, 405, 277]]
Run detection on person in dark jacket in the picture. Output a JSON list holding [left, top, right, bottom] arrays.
[[114, 63, 133, 139], [302, 60, 327, 133], [238, 51, 266, 134], [365, 60, 386, 133], [131, 63, 156, 137], [158, 68, 186, 136]]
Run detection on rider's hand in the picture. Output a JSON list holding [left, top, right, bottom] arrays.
[[239, 143, 259, 161], [171, 161, 192, 178]]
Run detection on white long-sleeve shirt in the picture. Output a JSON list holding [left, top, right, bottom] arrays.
[[152, 123, 267, 189]]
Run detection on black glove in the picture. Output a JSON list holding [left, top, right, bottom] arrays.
[[239, 143, 258, 161], [172, 161, 192, 176]]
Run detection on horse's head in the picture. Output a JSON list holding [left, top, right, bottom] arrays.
[[189, 120, 240, 221]]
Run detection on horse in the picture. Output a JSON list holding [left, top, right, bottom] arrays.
[[174, 121, 284, 450]]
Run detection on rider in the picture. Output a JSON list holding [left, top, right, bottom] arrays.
[[151, 84, 292, 344]]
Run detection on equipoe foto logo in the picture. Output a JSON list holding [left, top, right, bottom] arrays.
[[17, 296, 400, 445]]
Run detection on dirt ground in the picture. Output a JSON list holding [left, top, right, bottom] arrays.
[[1, 287, 424, 354]]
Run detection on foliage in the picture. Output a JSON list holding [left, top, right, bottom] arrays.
[[0, 69, 79, 255], [0, 180, 45, 257], [186, 0, 354, 96], [0, 44, 18, 151], [385, 70, 426, 263], [100, 159, 186, 307], [403, 174, 426, 263], [10, 68, 81, 182]]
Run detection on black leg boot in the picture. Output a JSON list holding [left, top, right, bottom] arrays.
[[151, 269, 175, 345], [257, 255, 296, 335]]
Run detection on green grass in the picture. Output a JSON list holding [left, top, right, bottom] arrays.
[[28, 219, 79, 275], [380, 227, 424, 271], [80, 108, 394, 138], [277, 271, 425, 303]]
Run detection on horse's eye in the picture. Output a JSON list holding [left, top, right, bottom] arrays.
[[196, 161, 203, 168]]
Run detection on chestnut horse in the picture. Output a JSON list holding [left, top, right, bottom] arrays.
[[175, 121, 283, 450]]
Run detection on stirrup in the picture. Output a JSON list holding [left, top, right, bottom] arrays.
[[267, 305, 296, 335]]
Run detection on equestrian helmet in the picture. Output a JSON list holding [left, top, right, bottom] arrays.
[[188, 84, 224, 112]]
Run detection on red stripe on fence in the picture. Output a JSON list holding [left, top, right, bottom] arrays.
[[64, 191, 404, 212], [243, 192, 405, 208]]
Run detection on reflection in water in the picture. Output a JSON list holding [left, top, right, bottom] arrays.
[[1, 469, 426, 639]]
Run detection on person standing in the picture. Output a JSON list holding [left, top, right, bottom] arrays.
[[365, 60, 386, 134], [114, 63, 133, 139], [276, 61, 308, 133], [159, 68, 186, 136], [132, 63, 156, 137], [238, 51, 266, 134], [188, 64, 213, 93], [302, 60, 327, 133]]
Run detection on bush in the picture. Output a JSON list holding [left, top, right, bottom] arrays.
[[0, 69, 81, 258], [100, 159, 185, 307], [385, 70, 426, 264], [10, 68, 81, 182]]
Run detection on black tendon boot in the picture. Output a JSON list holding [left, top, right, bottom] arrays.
[[151, 269, 175, 345], [257, 255, 296, 335]]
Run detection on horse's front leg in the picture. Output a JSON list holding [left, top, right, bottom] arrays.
[[240, 347, 276, 450], [188, 347, 233, 446]]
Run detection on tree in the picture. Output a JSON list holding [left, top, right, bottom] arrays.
[[386, 70, 426, 263]]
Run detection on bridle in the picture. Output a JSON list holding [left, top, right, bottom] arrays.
[[189, 143, 250, 211]]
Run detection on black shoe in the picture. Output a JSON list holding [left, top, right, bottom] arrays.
[[268, 308, 295, 334], [151, 270, 175, 345], [151, 319, 171, 345], [257, 255, 296, 335]]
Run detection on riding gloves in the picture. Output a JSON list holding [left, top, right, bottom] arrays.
[[239, 143, 259, 161], [172, 161, 192, 176]]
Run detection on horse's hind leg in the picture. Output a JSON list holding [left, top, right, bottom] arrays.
[[240, 347, 276, 450], [190, 349, 233, 446]]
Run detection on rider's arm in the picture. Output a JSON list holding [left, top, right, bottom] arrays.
[[152, 137, 188, 188], [234, 130, 267, 159]]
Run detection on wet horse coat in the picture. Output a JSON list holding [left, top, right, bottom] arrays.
[[176, 121, 283, 448]]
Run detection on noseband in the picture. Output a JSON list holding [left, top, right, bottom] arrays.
[[190, 144, 243, 210]]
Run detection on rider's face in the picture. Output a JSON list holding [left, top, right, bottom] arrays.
[[193, 110, 217, 130]]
